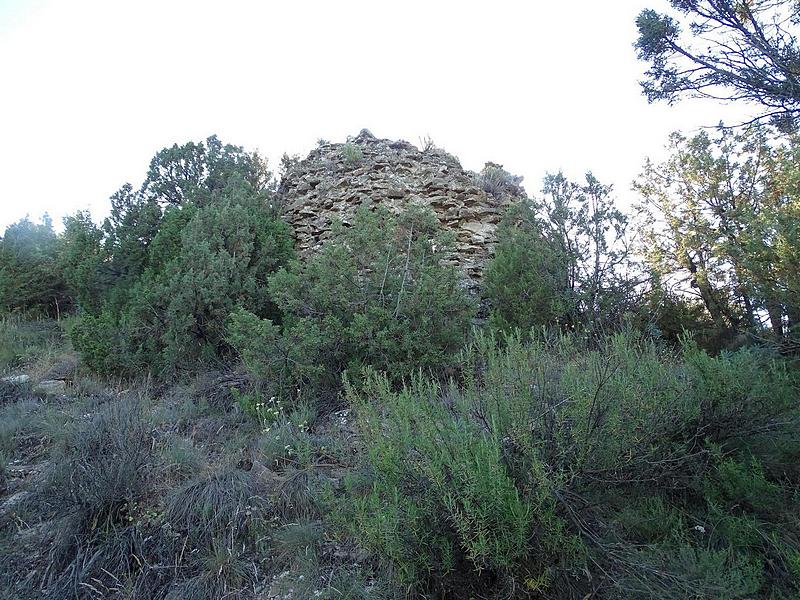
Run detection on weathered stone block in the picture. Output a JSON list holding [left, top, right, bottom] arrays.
[[278, 130, 525, 288]]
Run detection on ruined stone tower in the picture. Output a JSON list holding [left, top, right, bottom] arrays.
[[277, 129, 526, 287]]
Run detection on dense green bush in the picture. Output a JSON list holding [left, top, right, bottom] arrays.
[[127, 184, 292, 373], [66, 137, 294, 376], [338, 369, 575, 595], [484, 202, 572, 333], [58, 211, 107, 314], [0, 215, 68, 318], [330, 330, 800, 598], [485, 173, 641, 336], [228, 205, 475, 402], [67, 311, 118, 375]]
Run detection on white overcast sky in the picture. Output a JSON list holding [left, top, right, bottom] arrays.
[[0, 0, 752, 231]]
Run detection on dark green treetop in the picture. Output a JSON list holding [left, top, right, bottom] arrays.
[[636, 1, 800, 129]]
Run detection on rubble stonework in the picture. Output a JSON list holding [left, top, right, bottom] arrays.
[[277, 129, 526, 286]]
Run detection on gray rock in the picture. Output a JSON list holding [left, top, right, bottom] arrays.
[[0, 490, 30, 514], [278, 132, 527, 289], [34, 379, 67, 396]]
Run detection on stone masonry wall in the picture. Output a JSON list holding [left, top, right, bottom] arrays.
[[277, 129, 526, 286]]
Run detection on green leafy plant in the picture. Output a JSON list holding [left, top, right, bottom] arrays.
[[67, 137, 294, 377], [329, 329, 800, 597], [228, 205, 475, 402], [484, 202, 572, 333], [342, 141, 363, 164], [0, 215, 68, 318]]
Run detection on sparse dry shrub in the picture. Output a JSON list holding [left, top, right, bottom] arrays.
[[166, 468, 265, 546], [40, 396, 153, 524], [163, 468, 269, 598], [475, 163, 523, 198], [27, 395, 156, 597], [342, 142, 363, 165]]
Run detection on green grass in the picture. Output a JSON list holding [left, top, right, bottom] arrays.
[[0, 317, 65, 374]]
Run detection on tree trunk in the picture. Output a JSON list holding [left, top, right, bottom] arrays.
[[787, 304, 800, 338], [684, 251, 728, 330], [765, 298, 784, 338]]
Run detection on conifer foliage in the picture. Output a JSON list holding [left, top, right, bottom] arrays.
[[228, 205, 475, 401], [64, 136, 294, 375]]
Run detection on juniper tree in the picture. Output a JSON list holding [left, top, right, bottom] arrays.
[[636, 0, 800, 129]]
